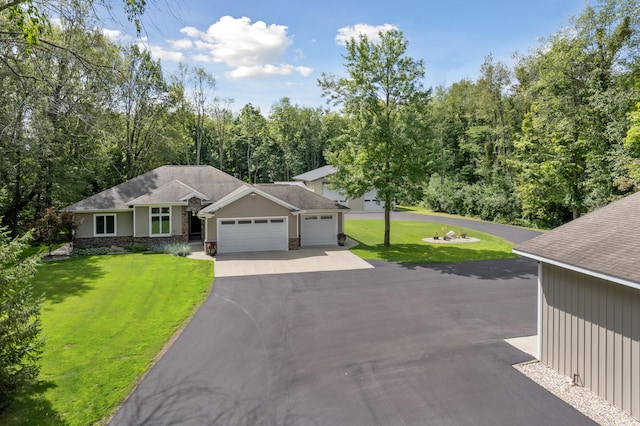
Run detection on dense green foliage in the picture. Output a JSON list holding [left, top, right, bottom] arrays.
[[2, 0, 640, 239], [426, 1, 640, 227], [0, 228, 43, 409], [0, 254, 213, 425]]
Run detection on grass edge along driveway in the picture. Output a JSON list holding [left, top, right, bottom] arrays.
[[346, 219, 517, 263], [0, 253, 214, 426]]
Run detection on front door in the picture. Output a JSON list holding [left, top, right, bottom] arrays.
[[188, 211, 202, 241]]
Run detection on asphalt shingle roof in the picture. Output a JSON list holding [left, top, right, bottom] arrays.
[[65, 165, 347, 213], [128, 180, 207, 205], [256, 184, 348, 211], [514, 191, 640, 285], [292, 165, 336, 182], [64, 166, 245, 211]]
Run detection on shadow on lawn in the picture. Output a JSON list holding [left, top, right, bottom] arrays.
[[356, 242, 538, 281], [32, 256, 105, 305], [1, 380, 66, 426], [355, 243, 517, 264]]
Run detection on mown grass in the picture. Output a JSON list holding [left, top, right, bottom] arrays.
[[0, 253, 214, 425], [346, 219, 517, 263]]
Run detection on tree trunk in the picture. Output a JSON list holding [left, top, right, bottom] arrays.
[[384, 195, 391, 247]]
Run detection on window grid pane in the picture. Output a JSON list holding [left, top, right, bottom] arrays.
[[150, 207, 170, 235], [106, 216, 115, 234], [96, 216, 105, 234]]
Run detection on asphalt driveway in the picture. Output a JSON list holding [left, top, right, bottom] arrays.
[[110, 257, 594, 425]]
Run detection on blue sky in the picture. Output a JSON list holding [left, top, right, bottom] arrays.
[[102, 0, 586, 113]]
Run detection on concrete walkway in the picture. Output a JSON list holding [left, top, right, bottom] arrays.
[[188, 238, 374, 277]]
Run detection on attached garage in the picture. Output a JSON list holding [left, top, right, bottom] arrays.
[[217, 217, 288, 254], [301, 213, 337, 246]]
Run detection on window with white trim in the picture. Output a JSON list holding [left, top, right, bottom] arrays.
[[94, 214, 116, 236], [150, 207, 171, 236]]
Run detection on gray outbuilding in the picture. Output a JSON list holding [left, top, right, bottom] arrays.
[[513, 191, 640, 420]]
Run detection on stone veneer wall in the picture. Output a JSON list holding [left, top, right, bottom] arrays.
[[74, 235, 187, 249], [289, 238, 300, 250]]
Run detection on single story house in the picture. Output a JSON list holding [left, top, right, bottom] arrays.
[[64, 165, 349, 254], [293, 165, 383, 211], [513, 191, 640, 420]]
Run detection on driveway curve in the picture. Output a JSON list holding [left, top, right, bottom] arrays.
[[348, 210, 542, 244]]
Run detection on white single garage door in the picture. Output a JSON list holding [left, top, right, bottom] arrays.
[[217, 217, 287, 253], [301, 214, 337, 246], [363, 189, 383, 211]]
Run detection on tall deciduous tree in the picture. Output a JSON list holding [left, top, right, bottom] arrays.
[[114, 44, 171, 180], [318, 29, 430, 246], [186, 66, 215, 165], [514, 0, 639, 224], [230, 103, 269, 182]]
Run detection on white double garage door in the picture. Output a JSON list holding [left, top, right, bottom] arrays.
[[217, 214, 338, 254]]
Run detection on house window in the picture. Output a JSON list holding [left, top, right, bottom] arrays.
[[94, 214, 116, 236], [150, 207, 171, 236]]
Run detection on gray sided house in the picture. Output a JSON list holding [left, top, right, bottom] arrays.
[[293, 165, 383, 211], [513, 191, 640, 420], [65, 165, 349, 254]]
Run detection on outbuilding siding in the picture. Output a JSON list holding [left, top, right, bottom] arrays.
[[540, 263, 640, 419]]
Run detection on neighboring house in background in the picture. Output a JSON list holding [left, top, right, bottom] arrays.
[[64, 165, 349, 254], [513, 191, 640, 421], [293, 165, 383, 211]]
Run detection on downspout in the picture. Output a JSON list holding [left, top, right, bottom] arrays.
[[537, 262, 543, 361]]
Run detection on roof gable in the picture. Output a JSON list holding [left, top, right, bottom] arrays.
[[128, 180, 208, 206], [198, 185, 299, 216], [514, 191, 640, 285]]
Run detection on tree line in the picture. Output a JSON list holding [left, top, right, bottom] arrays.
[[2, 0, 640, 242]]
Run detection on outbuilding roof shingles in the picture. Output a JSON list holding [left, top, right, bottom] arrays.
[[514, 191, 640, 285]]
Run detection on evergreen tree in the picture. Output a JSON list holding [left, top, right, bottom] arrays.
[[0, 226, 43, 408]]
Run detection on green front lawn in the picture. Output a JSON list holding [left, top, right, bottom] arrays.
[[1, 254, 214, 426], [346, 219, 517, 263]]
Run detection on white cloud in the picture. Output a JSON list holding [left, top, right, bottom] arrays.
[[178, 16, 312, 79], [194, 40, 216, 51], [180, 26, 202, 38], [228, 64, 312, 79], [167, 38, 193, 50], [137, 42, 184, 62], [101, 28, 132, 43], [192, 53, 215, 63], [335, 23, 398, 45]]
